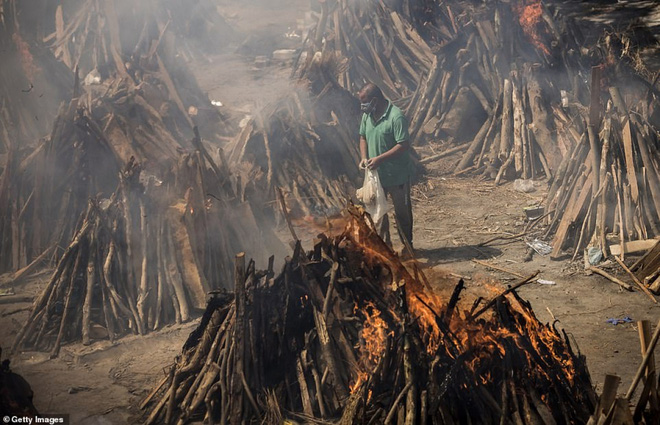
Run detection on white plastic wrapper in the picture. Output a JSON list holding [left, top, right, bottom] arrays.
[[356, 169, 388, 222]]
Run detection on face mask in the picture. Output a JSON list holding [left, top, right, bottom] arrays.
[[360, 98, 376, 114]]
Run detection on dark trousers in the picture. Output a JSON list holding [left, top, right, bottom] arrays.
[[377, 181, 413, 248]]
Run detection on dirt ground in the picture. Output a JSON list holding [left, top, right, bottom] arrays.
[[2, 0, 660, 423]]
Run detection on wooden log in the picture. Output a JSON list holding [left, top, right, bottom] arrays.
[[472, 259, 524, 278], [499, 79, 513, 162], [512, 79, 524, 173], [637, 320, 660, 415], [137, 200, 149, 332], [611, 165, 626, 262], [609, 239, 659, 256], [82, 234, 97, 346], [626, 318, 660, 400], [230, 253, 246, 425], [592, 117, 611, 255], [276, 187, 299, 242], [164, 224, 190, 321], [50, 246, 85, 358], [586, 124, 601, 197], [470, 271, 540, 319], [420, 145, 468, 165], [613, 257, 657, 303], [590, 374, 620, 423], [313, 307, 349, 400], [588, 266, 633, 291], [384, 382, 412, 425], [621, 120, 639, 204], [403, 337, 416, 425], [525, 70, 561, 171], [296, 356, 314, 416], [551, 175, 593, 259]]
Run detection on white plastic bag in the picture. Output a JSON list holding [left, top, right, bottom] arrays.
[[356, 168, 388, 222]]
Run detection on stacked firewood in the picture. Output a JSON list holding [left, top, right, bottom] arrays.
[[11, 158, 214, 356], [33, 0, 234, 73], [39, 0, 230, 139], [0, 71, 188, 275], [0, 0, 237, 275], [295, 0, 589, 182], [11, 132, 286, 355], [543, 70, 660, 260], [228, 59, 361, 219], [142, 205, 597, 424], [294, 0, 437, 106], [630, 242, 660, 295]]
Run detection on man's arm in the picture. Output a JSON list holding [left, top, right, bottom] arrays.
[[367, 140, 409, 169], [359, 135, 368, 168]]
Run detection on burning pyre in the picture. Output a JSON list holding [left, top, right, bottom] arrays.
[[142, 205, 596, 424]]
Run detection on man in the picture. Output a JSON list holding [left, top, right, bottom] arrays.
[[358, 83, 414, 254]]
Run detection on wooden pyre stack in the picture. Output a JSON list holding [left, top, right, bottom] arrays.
[[37, 0, 235, 74], [0, 69, 190, 277], [142, 205, 597, 424], [295, 0, 589, 182], [43, 0, 231, 137], [228, 56, 361, 220], [632, 242, 660, 294], [5, 0, 288, 351], [543, 66, 660, 261], [11, 124, 286, 356], [0, 0, 237, 275]]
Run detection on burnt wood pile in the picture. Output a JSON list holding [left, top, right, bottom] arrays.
[[227, 57, 361, 220], [293, 0, 592, 182], [142, 205, 597, 424], [26, 0, 235, 73]]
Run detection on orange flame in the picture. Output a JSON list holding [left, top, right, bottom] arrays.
[[515, 0, 551, 55], [407, 295, 442, 355], [350, 302, 393, 393], [357, 302, 391, 365], [449, 293, 576, 390], [343, 205, 580, 408]]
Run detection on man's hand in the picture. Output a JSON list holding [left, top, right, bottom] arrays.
[[366, 156, 383, 170], [359, 158, 368, 169]]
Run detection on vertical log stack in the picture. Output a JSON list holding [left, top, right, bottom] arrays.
[[544, 73, 660, 260], [12, 130, 287, 354], [227, 66, 362, 220]]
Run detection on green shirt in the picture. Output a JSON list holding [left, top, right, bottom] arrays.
[[359, 101, 412, 188]]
